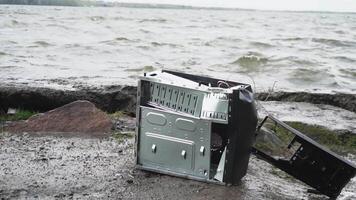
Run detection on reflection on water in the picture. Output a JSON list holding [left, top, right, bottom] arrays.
[[0, 5, 356, 93]]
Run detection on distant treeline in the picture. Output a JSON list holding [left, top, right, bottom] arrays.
[[0, 0, 245, 11], [0, 0, 199, 9], [0, 0, 94, 6]]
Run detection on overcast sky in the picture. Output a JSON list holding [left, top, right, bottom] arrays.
[[105, 0, 356, 12]]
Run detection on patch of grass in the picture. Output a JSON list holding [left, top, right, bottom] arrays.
[[112, 131, 134, 143], [286, 121, 356, 154], [271, 122, 295, 144], [0, 109, 38, 121], [339, 134, 356, 151], [285, 122, 340, 145], [109, 111, 127, 120], [255, 120, 356, 155]]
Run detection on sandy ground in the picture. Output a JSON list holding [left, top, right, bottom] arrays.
[[1, 100, 355, 200], [0, 132, 355, 200]]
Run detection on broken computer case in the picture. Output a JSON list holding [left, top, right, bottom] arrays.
[[135, 70, 356, 198], [135, 70, 257, 184]]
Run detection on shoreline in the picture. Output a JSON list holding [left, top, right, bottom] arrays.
[[1, 85, 355, 113]]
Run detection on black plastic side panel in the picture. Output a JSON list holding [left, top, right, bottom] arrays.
[[223, 88, 258, 184], [253, 115, 356, 198]]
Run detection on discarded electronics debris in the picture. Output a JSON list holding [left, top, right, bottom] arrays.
[[135, 70, 356, 198], [253, 115, 356, 198]]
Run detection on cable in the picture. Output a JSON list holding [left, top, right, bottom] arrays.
[[217, 80, 230, 88]]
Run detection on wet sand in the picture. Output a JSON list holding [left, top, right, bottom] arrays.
[[1, 94, 355, 199], [1, 132, 354, 200]]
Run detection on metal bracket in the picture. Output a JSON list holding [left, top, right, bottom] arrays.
[[214, 147, 226, 182]]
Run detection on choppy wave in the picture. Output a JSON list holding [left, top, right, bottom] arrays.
[[10, 19, 20, 25], [334, 30, 346, 34], [288, 68, 338, 87], [231, 52, 269, 70], [312, 38, 356, 47], [100, 37, 138, 45], [340, 69, 356, 78], [114, 37, 132, 41], [32, 41, 54, 47], [89, 16, 106, 21], [249, 41, 274, 48], [274, 56, 318, 66], [151, 42, 180, 48], [333, 56, 356, 63], [2, 19, 27, 27], [0, 65, 22, 69], [273, 37, 305, 41], [47, 23, 72, 30], [0, 5, 356, 93], [139, 18, 167, 23], [216, 36, 242, 42], [139, 29, 151, 33]]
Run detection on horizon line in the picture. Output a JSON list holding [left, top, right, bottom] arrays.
[[1, 1, 356, 14]]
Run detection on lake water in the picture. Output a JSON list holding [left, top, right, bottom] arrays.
[[0, 5, 356, 93]]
